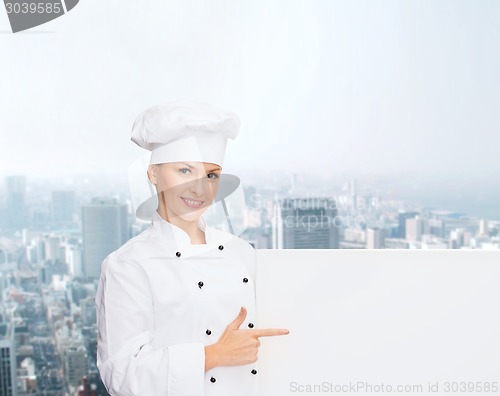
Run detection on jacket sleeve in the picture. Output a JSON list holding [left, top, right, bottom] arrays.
[[95, 254, 205, 396]]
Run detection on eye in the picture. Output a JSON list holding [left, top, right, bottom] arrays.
[[207, 173, 219, 180], [179, 167, 191, 175]]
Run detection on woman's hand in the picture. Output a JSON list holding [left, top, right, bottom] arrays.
[[204, 306, 289, 371]]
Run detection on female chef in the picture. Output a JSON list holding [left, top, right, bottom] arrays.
[[95, 101, 289, 396]]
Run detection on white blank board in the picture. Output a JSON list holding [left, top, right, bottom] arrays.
[[256, 249, 500, 396]]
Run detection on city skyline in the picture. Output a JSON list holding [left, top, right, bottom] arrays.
[[1, 172, 498, 238], [1, 170, 498, 394], [1, 169, 498, 222]]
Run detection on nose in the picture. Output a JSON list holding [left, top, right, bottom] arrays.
[[189, 176, 208, 196]]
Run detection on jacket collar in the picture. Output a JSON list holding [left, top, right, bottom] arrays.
[[150, 209, 213, 248]]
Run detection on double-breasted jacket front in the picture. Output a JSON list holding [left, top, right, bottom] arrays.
[[95, 210, 259, 396]]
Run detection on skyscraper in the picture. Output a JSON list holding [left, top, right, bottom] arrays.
[[479, 219, 488, 236], [272, 197, 339, 249], [66, 244, 83, 278], [65, 344, 88, 388], [397, 211, 419, 238], [367, 227, 385, 249], [0, 322, 17, 396], [80, 297, 96, 327], [406, 216, 424, 242], [51, 190, 76, 226], [82, 198, 128, 279], [5, 175, 27, 230]]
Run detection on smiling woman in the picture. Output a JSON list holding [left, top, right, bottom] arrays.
[[147, 161, 223, 244], [94, 100, 289, 396]]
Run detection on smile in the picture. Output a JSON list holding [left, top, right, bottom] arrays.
[[181, 197, 204, 208]]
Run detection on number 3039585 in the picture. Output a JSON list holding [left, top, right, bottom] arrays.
[[5, 2, 62, 14], [443, 382, 499, 393]]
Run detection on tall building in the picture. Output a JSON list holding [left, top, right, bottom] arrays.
[[82, 198, 128, 279], [366, 227, 385, 249], [65, 344, 88, 388], [0, 249, 15, 304], [272, 197, 339, 249], [51, 190, 76, 225], [479, 219, 488, 236], [80, 297, 96, 327], [66, 244, 83, 278], [398, 211, 419, 238], [0, 322, 17, 396], [5, 175, 27, 230], [406, 216, 424, 242], [44, 235, 65, 262]]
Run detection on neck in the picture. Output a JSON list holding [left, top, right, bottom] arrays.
[[157, 207, 206, 244]]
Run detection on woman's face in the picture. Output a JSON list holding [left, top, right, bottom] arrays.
[[147, 161, 221, 222]]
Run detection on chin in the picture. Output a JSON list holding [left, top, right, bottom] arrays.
[[178, 208, 206, 222]]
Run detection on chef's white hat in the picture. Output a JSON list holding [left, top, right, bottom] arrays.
[[128, 101, 247, 235], [131, 100, 240, 167]]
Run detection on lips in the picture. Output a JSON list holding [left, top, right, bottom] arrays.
[[181, 197, 204, 208]]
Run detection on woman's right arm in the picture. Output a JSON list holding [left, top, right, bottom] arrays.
[[95, 255, 205, 396]]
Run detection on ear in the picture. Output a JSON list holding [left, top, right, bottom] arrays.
[[147, 164, 157, 185]]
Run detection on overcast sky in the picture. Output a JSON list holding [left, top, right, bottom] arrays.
[[0, 0, 499, 185]]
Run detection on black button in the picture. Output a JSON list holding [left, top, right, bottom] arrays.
[[248, 322, 254, 328], [243, 277, 248, 283], [198, 281, 204, 289], [206, 329, 211, 335], [251, 369, 257, 375], [175, 251, 181, 257], [210, 377, 216, 383], [218, 245, 224, 250]]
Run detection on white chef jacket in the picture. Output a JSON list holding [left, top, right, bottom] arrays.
[[95, 210, 259, 396]]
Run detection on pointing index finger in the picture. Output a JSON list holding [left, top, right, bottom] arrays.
[[250, 328, 290, 338]]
